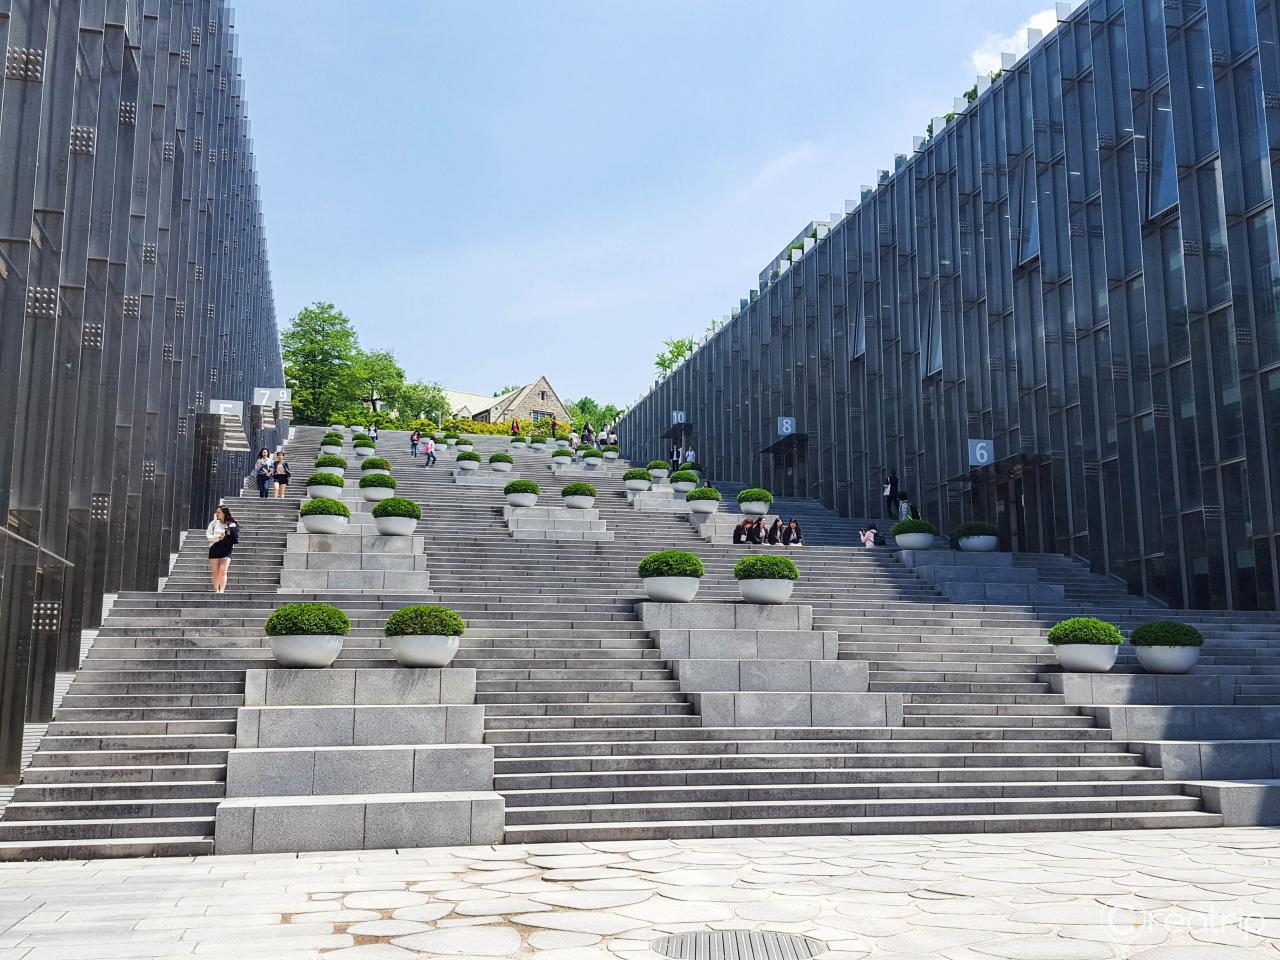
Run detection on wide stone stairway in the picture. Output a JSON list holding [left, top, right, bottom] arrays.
[[7, 427, 1280, 858]]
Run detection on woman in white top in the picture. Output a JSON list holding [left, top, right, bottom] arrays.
[[206, 505, 239, 594]]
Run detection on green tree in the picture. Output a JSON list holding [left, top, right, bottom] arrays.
[[281, 302, 360, 425], [397, 381, 451, 422], [348, 349, 406, 414], [567, 396, 624, 434], [492, 384, 521, 397], [655, 336, 697, 377]]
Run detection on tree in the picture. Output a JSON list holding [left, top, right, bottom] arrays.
[[281, 302, 359, 425], [397, 381, 451, 423], [348, 349, 406, 414], [654, 336, 697, 377], [492, 384, 521, 397], [566, 396, 624, 434]]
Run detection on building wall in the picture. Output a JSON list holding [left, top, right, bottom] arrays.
[[618, 0, 1280, 611], [0, 0, 285, 779], [504, 377, 570, 426]]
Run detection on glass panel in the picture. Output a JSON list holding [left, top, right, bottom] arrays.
[[1149, 88, 1178, 216], [1249, 208, 1280, 367]]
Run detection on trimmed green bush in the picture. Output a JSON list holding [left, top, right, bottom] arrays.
[[456, 451, 481, 463], [353, 438, 375, 449], [351, 433, 371, 442], [737, 488, 774, 504], [1047, 617, 1124, 646], [955, 520, 998, 538], [299, 497, 351, 518], [562, 482, 597, 498], [670, 470, 698, 484], [686, 487, 722, 502], [531, 434, 548, 444], [551, 448, 573, 458], [683, 461, 704, 472], [443, 433, 459, 440], [371, 497, 422, 520], [321, 435, 343, 446], [358, 473, 397, 489], [647, 460, 672, 470], [307, 472, 344, 488], [602, 445, 620, 453], [360, 457, 391, 471], [384, 605, 465, 638], [265, 603, 350, 637], [489, 452, 514, 464], [892, 518, 938, 536], [1131, 621, 1204, 647], [734, 555, 800, 581], [314, 454, 347, 470], [504, 479, 540, 496], [623, 468, 651, 481], [510, 437, 527, 444], [638, 551, 705, 579], [582, 448, 604, 459]]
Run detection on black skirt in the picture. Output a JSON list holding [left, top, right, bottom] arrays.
[[208, 539, 233, 559]]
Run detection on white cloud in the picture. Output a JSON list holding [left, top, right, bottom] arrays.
[[969, 8, 1060, 75]]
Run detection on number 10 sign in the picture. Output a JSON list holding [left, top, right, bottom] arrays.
[[968, 439, 994, 466]]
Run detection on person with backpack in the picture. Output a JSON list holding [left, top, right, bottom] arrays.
[[858, 523, 880, 548], [206, 505, 239, 594]]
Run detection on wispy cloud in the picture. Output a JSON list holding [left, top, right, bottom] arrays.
[[968, 7, 1059, 75]]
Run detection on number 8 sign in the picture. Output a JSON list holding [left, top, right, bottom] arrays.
[[968, 439, 994, 466]]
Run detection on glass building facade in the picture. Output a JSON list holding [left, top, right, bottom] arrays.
[[619, 0, 1280, 612], [0, 0, 285, 779]]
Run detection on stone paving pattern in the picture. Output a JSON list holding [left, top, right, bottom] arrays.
[[2, 827, 1280, 958]]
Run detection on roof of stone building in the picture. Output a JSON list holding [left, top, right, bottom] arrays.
[[443, 387, 518, 419]]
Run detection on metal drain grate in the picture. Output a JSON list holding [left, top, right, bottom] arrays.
[[653, 931, 826, 960]]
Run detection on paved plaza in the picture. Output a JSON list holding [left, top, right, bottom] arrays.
[[1, 828, 1279, 959]]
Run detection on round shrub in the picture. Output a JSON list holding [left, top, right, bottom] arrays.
[[686, 487, 722, 502], [456, 451, 482, 463], [582, 448, 604, 459], [737, 488, 774, 504], [351, 433, 371, 442], [321, 432, 343, 444], [955, 521, 998, 538], [371, 497, 422, 520], [670, 470, 698, 484], [299, 497, 350, 518], [307, 472, 345, 488], [552, 448, 573, 458], [510, 437, 526, 444], [638, 551, 704, 579], [353, 438, 375, 449], [531, 434, 548, 444], [358, 473, 397, 490], [647, 460, 673, 470], [489, 452, 514, 464], [265, 603, 350, 637], [314, 454, 347, 470], [504, 479, 540, 496], [443, 433, 459, 440], [603, 445, 620, 453], [384, 605, 465, 638], [892, 518, 938, 536], [734, 555, 800, 581], [1047, 617, 1124, 646], [360, 457, 391, 471], [1130, 621, 1204, 647], [561, 482, 597, 498], [684, 461, 704, 472], [623, 468, 651, 481]]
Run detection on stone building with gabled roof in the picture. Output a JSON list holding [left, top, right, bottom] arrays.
[[445, 376, 570, 426]]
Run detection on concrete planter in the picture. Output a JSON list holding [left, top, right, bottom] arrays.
[[564, 495, 596, 510], [531, 443, 547, 451], [643, 576, 700, 602], [361, 486, 394, 502], [390, 634, 460, 668], [456, 443, 475, 453], [269, 634, 343, 668], [649, 469, 670, 481], [457, 460, 480, 471], [604, 452, 619, 461], [672, 481, 696, 493], [738, 578, 794, 604], [307, 484, 342, 500], [625, 479, 651, 492], [445, 439, 457, 446], [511, 441, 527, 449], [739, 501, 769, 516], [584, 459, 602, 469], [959, 535, 999, 552], [1135, 645, 1201, 674], [894, 532, 935, 550], [689, 500, 719, 515], [329, 424, 344, 431], [300, 514, 347, 535], [320, 444, 342, 455], [555, 440, 570, 448], [361, 468, 390, 477], [354, 447, 375, 459], [506, 493, 538, 508], [1054, 643, 1119, 673], [490, 461, 513, 473], [374, 516, 417, 536]]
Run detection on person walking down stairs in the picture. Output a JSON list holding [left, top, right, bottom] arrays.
[[423, 434, 437, 467], [410, 429, 421, 458], [271, 452, 291, 498], [253, 448, 272, 498], [205, 505, 239, 594]]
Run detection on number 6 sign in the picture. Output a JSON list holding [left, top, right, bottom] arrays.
[[968, 439, 994, 466]]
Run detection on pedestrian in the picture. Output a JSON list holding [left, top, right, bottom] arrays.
[[858, 523, 879, 548], [883, 469, 899, 518], [733, 518, 751, 545], [684, 447, 698, 464], [898, 494, 913, 522], [253, 448, 272, 498], [783, 518, 804, 546], [767, 518, 783, 545], [410, 429, 421, 458], [206, 505, 239, 594], [272, 451, 291, 498], [511, 419, 520, 437], [609, 428, 618, 446], [369, 422, 378, 443], [424, 434, 437, 467], [570, 429, 580, 449], [550, 416, 558, 440]]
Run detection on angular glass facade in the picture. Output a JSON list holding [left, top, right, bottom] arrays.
[[0, 1, 284, 778], [620, 0, 1280, 611]]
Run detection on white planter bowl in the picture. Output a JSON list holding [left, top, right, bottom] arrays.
[[894, 532, 935, 550], [584, 458, 603, 468], [300, 513, 348, 535], [689, 499, 719, 515], [307, 484, 343, 500], [1135, 645, 1201, 674], [531, 443, 547, 451], [625, 479, 651, 492], [555, 439, 570, 448], [457, 460, 480, 471], [672, 481, 696, 494], [604, 452, 619, 460], [320, 444, 342, 455], [269, 634, 343, 668], [739, 501, 769, 516], [511, 441, 527, 449], [445, 439, 457, 446], [643, 576, 700, 602], [738, 579, 795, 605], [361, 468, 390, 477], [361, 486, 394, 502], [564, 495, 595, 510], [390, 634, 460, 668], [1054, 643, 1119, 673], [649, 469, 670, 481], [506, 492, 538, 508], [374, 515, 417, 536], [490, 461, 513, 472], [456, 444, 474, 453], [959, 535, 999, 552], [354, 447, 375, 458], [329, 424, 344, 432]]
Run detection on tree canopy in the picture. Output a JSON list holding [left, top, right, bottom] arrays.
[[566, 396, 625, 434], [655, 336, 698, 377]]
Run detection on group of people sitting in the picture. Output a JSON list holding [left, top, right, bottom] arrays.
[[733, 517, 804, 546]]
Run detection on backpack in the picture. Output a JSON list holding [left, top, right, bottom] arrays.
[[226, 522, 240, 545]]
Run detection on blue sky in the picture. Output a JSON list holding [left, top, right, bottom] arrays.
[[233, 1, 1057, 411]]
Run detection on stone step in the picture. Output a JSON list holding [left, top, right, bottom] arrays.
[[0, 835, 213, 862]]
